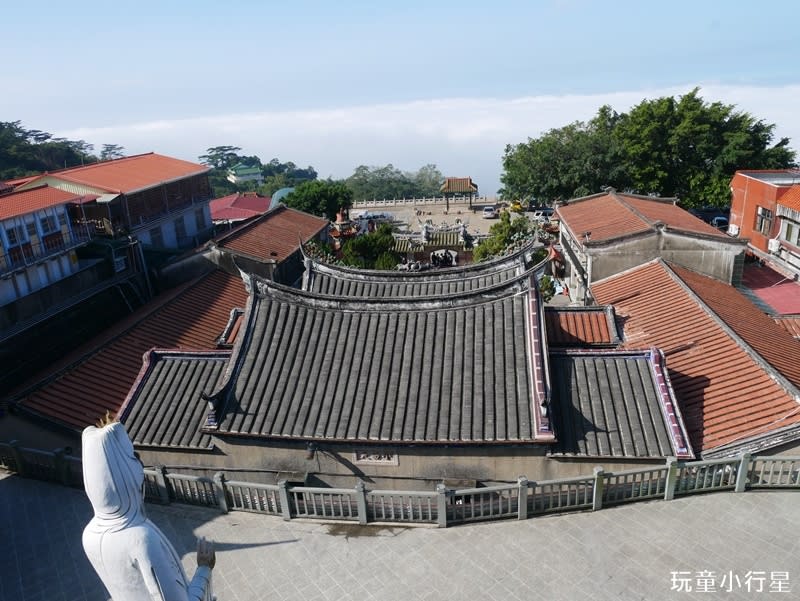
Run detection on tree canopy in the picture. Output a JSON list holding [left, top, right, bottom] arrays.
[[0, 121, 105, 179], [346, 163, 444, 200], [341, 222, 398, 269], [472, 212, 538, 262], [282, 179, 353, 220], [501, 89, 796, 207], [198, 146, 318, 197]]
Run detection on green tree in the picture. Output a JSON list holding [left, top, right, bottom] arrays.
[[198, 146, 243, 170], [0, 121, 98, 179], [341, 223, 398, 269], [473, 213, 537, 262], [283, 179, 353, 220], [346, 164, 444, 200], [100, 144, 125, 161], [501, 89, 796, 207]]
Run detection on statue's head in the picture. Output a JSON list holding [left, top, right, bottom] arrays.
[[82, 420, 145, 528]]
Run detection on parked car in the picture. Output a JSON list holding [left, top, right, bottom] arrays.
[[531, 208, 554, 223], [710, 216, 729, 231], [482, 206, 499, 219]]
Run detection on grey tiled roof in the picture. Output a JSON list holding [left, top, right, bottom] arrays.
[[302, 244, 540, 298], [549, 350, 693, 459], [121, 350, 231, 449], [214, 271, 553, 443]]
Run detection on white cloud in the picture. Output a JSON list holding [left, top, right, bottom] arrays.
[[59, 84, 800, 196]]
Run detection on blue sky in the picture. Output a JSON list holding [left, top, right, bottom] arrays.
[[3, 0, 799, 194]]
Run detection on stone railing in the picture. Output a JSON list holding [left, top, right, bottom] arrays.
[[2, 441, 798, 528], [353, 195, 493, 209]]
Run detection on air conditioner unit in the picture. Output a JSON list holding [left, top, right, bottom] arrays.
[[767, 238, 781, 253], [727, 224, 740, 236]]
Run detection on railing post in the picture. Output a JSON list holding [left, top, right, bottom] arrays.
[[277, 479, 292, 521], [592, 466, 604, 511], [517, 476, 528, 520], [354, 480, 368, 525], [8, 441, 26, 476], [735, 453, 751, 492], [154, 465, 170, 504], [436, 484, 448, 528], [664, 457, 678, 501], [53, 448, 70, 486], [213, 472, 228, 513]]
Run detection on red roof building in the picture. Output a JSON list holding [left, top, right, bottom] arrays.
[[15, 153, 214, 251], [556, 189, 747, 303], [209, 204, 329, 283], [729, 170, 800, 277], [592, 260, 800, 456], [209, 192, 271, 224]]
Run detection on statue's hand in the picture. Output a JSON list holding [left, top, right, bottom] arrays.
[[196, 537, 216, 570]]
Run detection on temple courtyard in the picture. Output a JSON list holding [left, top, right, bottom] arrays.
[[2, 472, 797, 600]]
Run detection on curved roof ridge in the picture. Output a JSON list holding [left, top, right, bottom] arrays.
[[250, 266, 538, 311], [302, 241, 538, 282]]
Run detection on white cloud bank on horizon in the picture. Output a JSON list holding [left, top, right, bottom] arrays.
[[60, 84, 800, 196]]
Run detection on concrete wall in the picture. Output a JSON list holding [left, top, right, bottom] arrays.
[[587, 232, 744, 285], [135, 435, 669, 491]]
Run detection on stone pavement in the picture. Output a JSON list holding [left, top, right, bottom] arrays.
[[1, 472, 798, 601]]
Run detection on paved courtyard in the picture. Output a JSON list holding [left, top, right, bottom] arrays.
[[2, 472, 798, 601]]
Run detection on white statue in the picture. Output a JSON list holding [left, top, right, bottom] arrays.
[[82, 420, 216, 601]]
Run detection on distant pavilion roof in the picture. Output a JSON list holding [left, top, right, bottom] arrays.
[[207, 270, 554, 444], [440, 177, 478, 194]]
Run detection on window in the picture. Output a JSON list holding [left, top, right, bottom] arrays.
[[195, 207, 206, 231], [149, 226, 164, 248], [174, 217, 187, 240], [40, 215, 58, 234], [754, 206, 773, 236], [26, 221, 36, 237], [5, 225, 25, 246]]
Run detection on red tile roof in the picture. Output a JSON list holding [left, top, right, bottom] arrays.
[[440, 177, 478, 194], [0, 185, 84, 220], [742, 263, 800, 315], [592, 260, 800, 454], [13, 270, 248, 430], [544, 307, 618, 347], [210, 192, 271, 222], [214, 205, 328, 262], [778, 186, 800, 211], [775, 316, 800, 338], [19, 153, 209, 194], [557, 191, 728, 245]]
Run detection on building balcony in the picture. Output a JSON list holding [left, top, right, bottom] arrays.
[[0, 229, 93, 277]]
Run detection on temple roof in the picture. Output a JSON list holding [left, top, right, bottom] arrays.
[[549, 349, 693, 459], [592, 260, 800, 455], [210, 270, 553, 444], [120, 350, 230, 450], [544, 306, 620, 348], [302, 243, 542, 298]]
